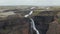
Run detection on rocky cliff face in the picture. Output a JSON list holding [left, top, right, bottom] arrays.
[[32, 16, 54, 34]]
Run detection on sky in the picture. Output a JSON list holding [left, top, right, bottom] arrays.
[[0, 0, 60, 6]]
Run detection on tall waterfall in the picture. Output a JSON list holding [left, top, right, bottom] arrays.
[[30, 18, 40, 34], [24, 7, 40, 34]]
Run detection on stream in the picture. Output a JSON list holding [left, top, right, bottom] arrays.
[[24, 7, 40, 34]]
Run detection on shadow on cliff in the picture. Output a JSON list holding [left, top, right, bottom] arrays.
[[32, 16, 54, 34]]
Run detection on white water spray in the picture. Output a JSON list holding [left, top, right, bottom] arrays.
[[24, 7, 40, 34]]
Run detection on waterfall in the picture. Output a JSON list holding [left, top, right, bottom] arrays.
[[24, 11, 33, 17], [24, 7, 40, 34], [30, 18, 40, 34]]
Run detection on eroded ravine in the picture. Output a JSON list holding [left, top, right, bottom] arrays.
[[0, 9, 59, 34], [24, 7, 40, 34]]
